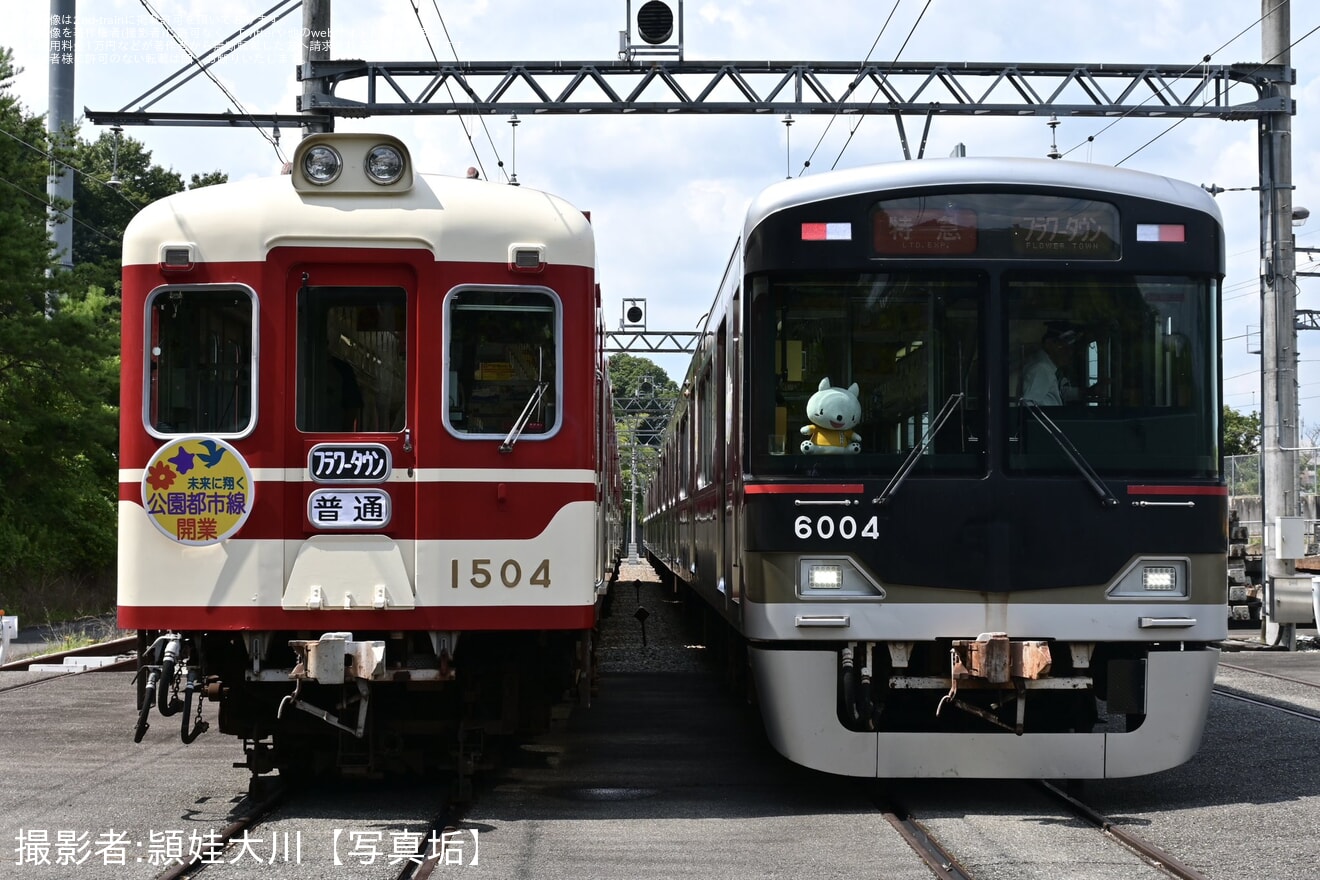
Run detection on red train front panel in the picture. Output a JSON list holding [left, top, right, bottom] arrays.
[[117, 134, 607, 775]]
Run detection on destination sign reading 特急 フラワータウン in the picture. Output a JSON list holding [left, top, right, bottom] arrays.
[[871, 194, 1120, 260]]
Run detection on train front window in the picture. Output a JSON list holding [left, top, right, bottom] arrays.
[[296, 286, 407, 433], [1006, 274, 1219, 476], [750, 271, 984, 475], [444, 287, 560, 439], [146, 285, 255, 436]]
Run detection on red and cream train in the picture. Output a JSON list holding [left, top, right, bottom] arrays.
[[119, 133, 621, 782]]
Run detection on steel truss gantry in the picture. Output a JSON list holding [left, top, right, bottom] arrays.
[[85, 59, 1291, 127]]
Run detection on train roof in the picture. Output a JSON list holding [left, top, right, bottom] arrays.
[[122, 170, 595, 268], [744, 156, 1223, 240]]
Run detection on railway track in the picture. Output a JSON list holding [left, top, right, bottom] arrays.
[[1216, 660, 1320, 723], [0, 635, 137, 694], [880, 779, 1214, 880], [146, 777, 468, 879]]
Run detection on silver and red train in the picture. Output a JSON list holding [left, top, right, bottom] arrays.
[[643, 157, 1228, 778], [119, 133, 621, 781]]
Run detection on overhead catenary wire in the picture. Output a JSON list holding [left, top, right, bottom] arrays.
[[1056, 2, 1316, 166], [408, 0, 507, 182], [0, 174, 122, 248], [794, 0, 903, 177], [827, 0, 934, 171], [135, 0, 288, 166], [0, 123, 146, 213]]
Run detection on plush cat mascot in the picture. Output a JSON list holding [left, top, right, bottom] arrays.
[[800, 377, 862, 453]]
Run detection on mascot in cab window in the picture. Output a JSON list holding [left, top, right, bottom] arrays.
[[800, 377, 862, 454]]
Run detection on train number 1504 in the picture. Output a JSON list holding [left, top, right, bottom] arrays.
[[794, 515, 880, 540], [451, 558, 552, 588]]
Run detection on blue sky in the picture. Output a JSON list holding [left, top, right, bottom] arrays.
[[9, 1, 1320, 430]]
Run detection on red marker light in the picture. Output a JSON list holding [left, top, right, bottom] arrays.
[[801, 222, 852, 241]]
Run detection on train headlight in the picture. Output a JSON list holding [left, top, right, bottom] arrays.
[[365, 144, 405, 185], [807, 564, 843, 590], [1141, 566, 1178, 592], [797, 557, 884, 599], [1107, 559, 1187, 598], [302, 145, 343, 185]]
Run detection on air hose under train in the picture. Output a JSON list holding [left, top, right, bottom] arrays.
[[134, 633, 205, 744]]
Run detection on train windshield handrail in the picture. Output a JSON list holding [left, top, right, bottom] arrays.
[[873, 392, 964, 506], [1022, 402, 1118, 506], [499, 381, 549, 453]]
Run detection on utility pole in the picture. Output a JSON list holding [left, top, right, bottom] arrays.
[[1260, 0, 1309, 648], [301, 0, 333, 135], [47, 0, 76, 271]]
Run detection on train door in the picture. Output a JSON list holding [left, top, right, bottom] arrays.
[[724, 288, 743, 610], [715, 319, 732, 605], [283, 263, 416, 612]]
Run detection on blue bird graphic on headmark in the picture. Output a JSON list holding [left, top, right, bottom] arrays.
[[197, 439, 227, 469]]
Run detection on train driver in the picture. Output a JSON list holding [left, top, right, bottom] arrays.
[[1020, 322, 1080, 406]]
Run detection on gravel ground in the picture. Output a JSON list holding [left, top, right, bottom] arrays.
[[598, 560, 711, 675]]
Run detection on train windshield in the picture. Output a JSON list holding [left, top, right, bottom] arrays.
[[748, 269, 1219, 479], [1007, 274, 1219, 476], [296, 286, 407, 433], [444, 287, 560, 439], [146, 285, 255, 436], [750, 271, 985, 476]]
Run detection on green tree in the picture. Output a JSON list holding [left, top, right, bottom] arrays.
[[0, 47, 119, 589], [608, 354, 677, 520], [608, 353, 677, 447], [65, 131, 227, 295], [1223, 406, 1261, 457]]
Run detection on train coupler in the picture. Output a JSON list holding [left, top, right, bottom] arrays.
[[932, 634, 1053, 734], [277, 632, 385, 738], [951, 632, 1052, 683]]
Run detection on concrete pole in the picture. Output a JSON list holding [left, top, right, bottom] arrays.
[[1260, 0, 1300, 648], [301, 0, 332, 134], [47, 0, 76, 271]]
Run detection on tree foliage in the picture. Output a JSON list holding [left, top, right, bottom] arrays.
[[1223, 406, 1261, 457], [607, 354, 677, 518], [0, 48, 118, 582], [0, 47, 224, 598], [608, 353, 678, 447]]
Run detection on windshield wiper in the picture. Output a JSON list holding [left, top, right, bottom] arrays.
[[499, 382, 548, 453], [1021, 401, 1118, 507], [874, 393, 964, 506]]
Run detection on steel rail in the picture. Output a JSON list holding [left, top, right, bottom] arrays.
[[1036, 781, 1211, 880], [1214, 686, 1320, 723], [875, 797, 974, 880]]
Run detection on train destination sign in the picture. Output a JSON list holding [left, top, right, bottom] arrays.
[[309, 443, 392, 483], [871, 194, 1120, 260]]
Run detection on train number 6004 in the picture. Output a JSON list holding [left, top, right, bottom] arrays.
[[794, 515, 880, 540], [450, 558, 552, 588]]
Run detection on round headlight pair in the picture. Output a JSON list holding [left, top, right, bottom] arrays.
[[301, 143, 405, 186]]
